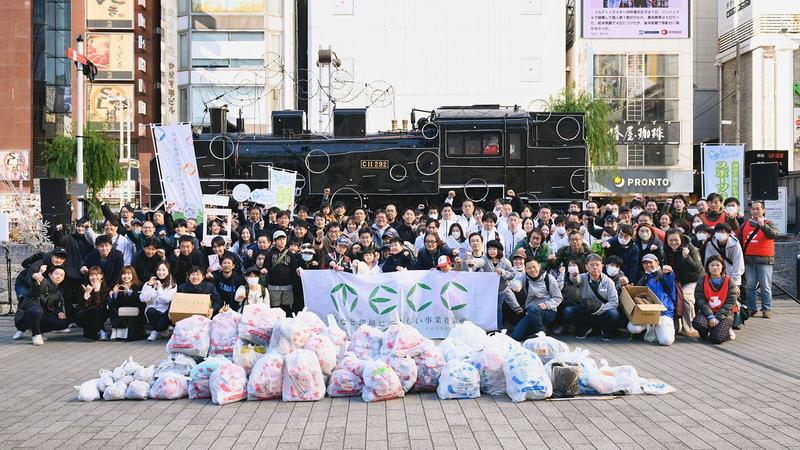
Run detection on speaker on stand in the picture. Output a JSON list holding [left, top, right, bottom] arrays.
[[40, 178, 69, 230], [749, 162, 779, 201]]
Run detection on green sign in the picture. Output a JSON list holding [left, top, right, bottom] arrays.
[[794, 82, 800, 107]]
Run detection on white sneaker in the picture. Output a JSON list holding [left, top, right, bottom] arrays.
[[729, 329, 736, 340], [12, 330, 25, 340], [55, 328, 71, 333], [99, 330, 109, 341], [110, 329, 118, 340], [147, 330, 159, 341], [32, 335, 44, 346], [116, 328, 128, 340]]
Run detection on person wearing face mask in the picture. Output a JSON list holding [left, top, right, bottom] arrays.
[[509, 258, 562, 340], [663, 228, 704, 337], [549, 217, 569, 252], [602, 255, 629, 294], [564, 254, 620, 341], [691, 224, 712, 257], [235, 267, 270, 309], [590, 227, 615, 258], [723, 197, 745, 227], [628, 254, 676, 346], [704, 223, 744, 288], [446, 223, 468, 259], [634, 224, 663, 269], [601, 224, 640, 284], [629, 201, 644, 221]]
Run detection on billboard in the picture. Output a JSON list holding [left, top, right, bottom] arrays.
[[582, 0, 690, 39], [86, 33, 135, 80], [0, 151, 29, 181], [718, 0, 752, 36], [702, 144, 744, 199], [86, 0, 134, 29], [161, 0, 179, 124], [87, 84, 134, 132], [191, 0, 265, 13]]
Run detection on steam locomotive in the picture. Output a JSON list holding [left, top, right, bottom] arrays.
[[182, 105, 589, 210]]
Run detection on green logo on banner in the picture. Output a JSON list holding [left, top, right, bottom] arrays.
[[330, 283, 358, 312], [368, 285, 399, 315], [406, 282, 433, 312], [440, 281, 469, 311]]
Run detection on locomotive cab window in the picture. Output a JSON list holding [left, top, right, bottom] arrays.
[[446, 131, 503, 157]]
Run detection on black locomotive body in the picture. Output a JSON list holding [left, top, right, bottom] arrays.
[[184, 105, 589, 210]]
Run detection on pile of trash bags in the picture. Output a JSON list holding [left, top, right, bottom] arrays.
[[76, 311, 675, 404]]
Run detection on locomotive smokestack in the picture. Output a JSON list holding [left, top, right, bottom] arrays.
[[391, 120, 398, 132]]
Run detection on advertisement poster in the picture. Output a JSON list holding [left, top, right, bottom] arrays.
[[269, 167, 297, 210], [702, 144, 744, 199], [191, 0, 265, 13], [86, 0, 134, 29], [0, 151, 29, 181], [302, 270, 500, 338], [151, 124, 204, 223], [87, 83, 134, 132], [86, 33, 134, 80], [582, 0, 689, 39], [764, 187, 787, 235]]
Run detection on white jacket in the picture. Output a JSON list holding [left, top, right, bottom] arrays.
[[140, 283, 177, 313]]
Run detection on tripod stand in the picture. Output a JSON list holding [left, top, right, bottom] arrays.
[[1, 243, 12, 315]]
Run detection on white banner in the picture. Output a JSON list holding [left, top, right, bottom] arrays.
[[702, 144, 744, 199], [269, 167, 296, 210], [764, 186, 788, 235], [152, 124, 204, 222], [301, 270, 499, 339]]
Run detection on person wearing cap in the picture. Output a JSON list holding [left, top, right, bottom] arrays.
[[565, 254, 621, 341], [435, 255, 453, 273], [628, 253, 676, 346], [264, 230, 299, 314], [234, 266, 269, 310], [510, 248, 526, 276], [509, 258, 562, 340], [324, 236, 353, 272]]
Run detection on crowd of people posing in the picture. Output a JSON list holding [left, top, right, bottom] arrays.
[[13, 190, 778, 348]]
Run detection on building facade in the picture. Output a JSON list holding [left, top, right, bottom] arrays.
[[305, 0, 567, 133], [568, 0, 695, 197], [175, 0, 296, 135], [717, 0, 800, 172]]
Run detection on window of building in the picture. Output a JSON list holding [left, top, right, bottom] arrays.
[[507, 133, 523, 160], [178, 0, 190, 15], [193, 31, 264, 42], [594, 53, 679, 167], [269, 0, 283, 17], [192, 58, 265, 69], [179, 33, 189, 69], [179, 88, 188, 123], [446, 131, 503, 157]]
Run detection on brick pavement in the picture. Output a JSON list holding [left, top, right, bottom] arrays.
[[0, 303, 799, 450]]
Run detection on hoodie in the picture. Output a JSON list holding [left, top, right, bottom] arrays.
[[605, 237, 640, 283], [704, 235, 745, 286]]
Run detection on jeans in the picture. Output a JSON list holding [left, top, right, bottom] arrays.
[[145, 307, 171, 332], [510, 303, 557, 341], [15, 305, 70, 336], [562, 305, 622, 336], [14, 281, 29, 305], [745, 263, 773, 312], [497, 288, 516, 330]]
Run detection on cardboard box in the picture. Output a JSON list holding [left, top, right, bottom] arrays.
[[168, 293, 212, 324], [620, 286, 666, 325]]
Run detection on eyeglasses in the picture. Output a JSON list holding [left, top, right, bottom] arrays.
[[424, 240, 437, 244]]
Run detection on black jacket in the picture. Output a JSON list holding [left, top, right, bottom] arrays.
[[178, 281, 223, 314], [264, 247, 298, 286], [169, 249, 208, 285], [133, 251, 163, 282], [15, 278, 64, 322], [414, 246, 454, 270], [383, 250, 414, 272], [212, 270, 245, 311], [82, 249, 124, 285]]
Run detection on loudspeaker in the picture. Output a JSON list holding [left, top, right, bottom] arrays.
[[333, 108, 367, 137], [750, 162, 779, 200], [209, 106, 228, 134], [40, 178, 68, 215], [272, 110, 305, 136]]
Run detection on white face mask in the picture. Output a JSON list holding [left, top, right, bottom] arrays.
[[612, 212, 619, 218], [429, 214, 438, 220], [451, 232, 461, 239], [618, 237, 631, 245], [246, 277, 259, 286], [677, 227, 685, 233], [725, 206, 737, 215], [714, 232, 728, 242], [606, 266, 620, 277], [601, 235, 611, 242], [301, 253, 313, 262], [695, 232, 708, 241], [568, 265, 579, 275], [556, 226, 566, 235], [632, 208, 643, 217]]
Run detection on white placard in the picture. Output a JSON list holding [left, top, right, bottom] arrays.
[[250, 189, 278, 206], [202, 207, 233, 246], [203, 194, 229, 207], [0, 212, 8, 242], [232, 183, 251, 202], [764, 186, 787, 235]]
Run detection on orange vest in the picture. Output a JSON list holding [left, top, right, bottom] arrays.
[[740, 220, 774, 258], [699, 212, 726, 228], [703, 275, 738, 313]]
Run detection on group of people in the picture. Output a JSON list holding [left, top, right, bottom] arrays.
[[13, 189, 778, 347]]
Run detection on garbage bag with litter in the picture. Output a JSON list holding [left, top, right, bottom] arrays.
[[103, 380, 128, 401], [238, 304, 285, 345], [155, 354, 197, 378], [209, 362, 248, 405], [522, 331, 569, 364], [362, 359, 404, 402], [149, 372, 189, 400], [446, 321, 488, 352], [121, 356, 142, 375], [472, 332, 520, 396], [134, 365, 155, 383], [209, 309, 241, 357], [322, 315, 349, 358], [412, 343, 445, 392], [382, 354, 417, 393], [437, 359, 481, 400], [303, 334, 338, 376], [503, 349, 552, 402], [544, 359, 582, 398], [282, 349, 326, 402], [349, 324, 384, 359], [166, 315, 212, 357], [125, 380, 151, 400], [381, 323, 427, 358], [296, 309, 326, 335], [189, 355, 232, 399], [232, 339, 267, 374], [327, 367, 364, 397], [247, 352, 284, 400], [97, 369, 114, 392], [269, 317, 313, 355], [76, 379, 101, 402]]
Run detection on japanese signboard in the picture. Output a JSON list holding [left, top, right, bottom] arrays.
[[160, 0, 179, 124], [302, 270, 500, 338], [86, 33, 134, 80], [87, 83, 134, 132], [582, 0, 689, 39], [702, 144, 744, 199], [611, 121, 680, 145], [269, 167, 297, 211], [191, 0, 265, 13], [764, 187, 788, 235], [152, 124, 204, 223], [86, 0, 134, 29], [0, 151, 29, 181], [718, 0, 753, 37]]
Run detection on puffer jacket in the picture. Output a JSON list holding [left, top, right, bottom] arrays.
[[663, 233, 704, 284]]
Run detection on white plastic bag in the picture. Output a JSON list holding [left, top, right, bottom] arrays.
[[155, 354, 197, 378], [558, 347, 602, 396], [349, 324, 384, 359], [111, 366, 126, 381], [134, 365, 155, 383], [103, 380, 128, 401], [327, 368, 364, 397], [269, 318, 313, 355], [503, 350, 552, 402], [338, 352, 366, 377], [247, 353, 284, 400], [282, 349, 326, 402], [639, 378, 676, 395], [446, 321, 488, 352], [382, 355, 417, 393], [522, 331, 569, 364], [149, 372, 189, 400], [412, 343, 445, 392], [125, 380, 151, 400], [296, 309, 326, 335], [303, 334, 338, 376], [362, 360, 404, 403], [97, 369, 114, 392], [76, 379, 101, 402], [167, 315, 212, 357], [437, 359, 480, 400], [323, 314, 350, 358], [189, 355, 232, 399], [381, 323, 427, 358], [209, 309, 241, 357], [209, 363, 248, 405], [232, 339, 267, 374], [544, 359, 582, 398], [439, 340, 473, 362], [121, 356, 142, 375], [596, 360, 640, 395], [238, 304, 285, 345]]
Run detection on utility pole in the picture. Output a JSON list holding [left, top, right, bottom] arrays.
[[76, 34, 85, 219], [735, 26, 741, 145]]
